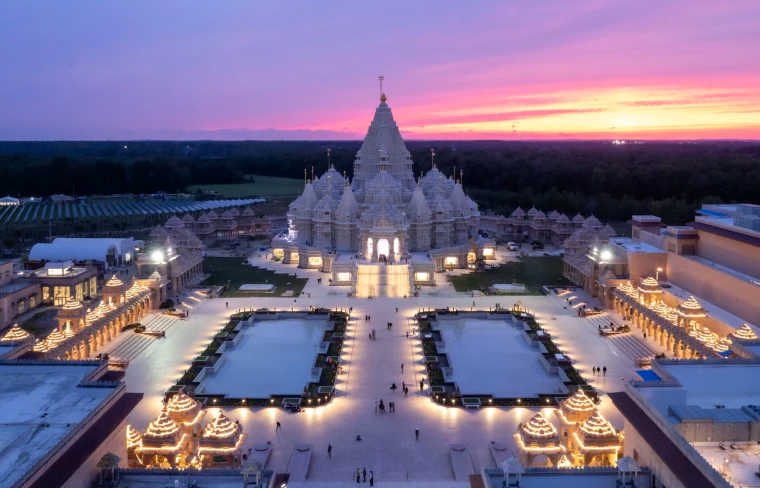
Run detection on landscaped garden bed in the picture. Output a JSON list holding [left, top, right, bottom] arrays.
[[169, 309, 349, 409], [417, 311, 592, 409]]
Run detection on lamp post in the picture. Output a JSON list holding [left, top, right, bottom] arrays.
[[656, 267, 663, 281]]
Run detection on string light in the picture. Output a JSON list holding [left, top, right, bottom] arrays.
[[677, 296, 706, 318], [0, 324, 30, 342], [733, 324, 758, 341]]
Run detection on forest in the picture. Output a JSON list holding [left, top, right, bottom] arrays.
[[1, 140, 759, 225]]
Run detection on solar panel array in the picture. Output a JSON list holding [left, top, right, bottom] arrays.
[[0, 198, 266, 224]]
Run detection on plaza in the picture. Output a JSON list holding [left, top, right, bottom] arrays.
[[110, 276, 640, 483]]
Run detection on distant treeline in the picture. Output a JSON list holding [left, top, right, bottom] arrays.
[[1, 140, 759, 225]]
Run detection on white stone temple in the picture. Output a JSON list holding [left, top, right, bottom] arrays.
[[272, 93, 494, 296]]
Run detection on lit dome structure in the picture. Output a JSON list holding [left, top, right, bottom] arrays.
[[732, 323, 758, 341], [570, 410, 622, 466], [0, 324, 31, 342], [198, 412, 247, 467], [514, 412, 564, 467], [165, 390, 205, 426]]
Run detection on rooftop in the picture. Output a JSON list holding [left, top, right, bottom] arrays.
[[608, 237, 664, 254], [0, 363, 117, 487], [660, 362, 760, 408]]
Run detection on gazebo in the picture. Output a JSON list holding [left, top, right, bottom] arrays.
[[102, 275, 126, 306], [569, 410, 622, 466], [198, 412, 247, 468], [501, 457, 524, 486], [555, 389, 596, 440], [637, 277, 662, 307], [57, 297, 86, 334], [732, 323, 759, 341], [676, 296, 706, 329], [139, 409, 191, 468], [513, 412, 564, 467]]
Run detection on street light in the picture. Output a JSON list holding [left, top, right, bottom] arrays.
[[656, 267, 663, 281], [151, 250, 164, 263]]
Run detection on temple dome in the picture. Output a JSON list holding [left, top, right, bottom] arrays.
[[449, 182, 469, 218], [431, 190, 454, 220], [335, 183, 361, 223], [517, 412, 559, 445], [408, 184, 432, 223], [511, 207, 525, 218], [572, 213, 586, 224], [181, 214, 195, 225], [527, 207, 539, 218], [364, 169, 404, 205], [548, 210, 560, 220], [313, 192, 338, 221], [296, 182, 320, 218], [360, 190, 406, 229], [583, 215, 603, 228], [556, 213, 570, 224], [560, 389, 596, 422], [1, 324, 30, 342], [242, 207, 255, 217], [164, 215, 184, 229], [150, 225, 168, 240]]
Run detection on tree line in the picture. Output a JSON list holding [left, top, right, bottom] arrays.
[[1, 140, 758, 225]]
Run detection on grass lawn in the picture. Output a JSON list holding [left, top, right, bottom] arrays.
[[450, 255, 570, 294], [201, 256, 308, 297], [20, 307, 59, 338], [188, 176, 304, 198]]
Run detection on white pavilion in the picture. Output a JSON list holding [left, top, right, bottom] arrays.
[[272, 92, 494, 296]]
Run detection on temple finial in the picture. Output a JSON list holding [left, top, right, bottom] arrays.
[[378, 75, 385, 102], [431, 148, 436, 169], [327, 148, 332, 170]]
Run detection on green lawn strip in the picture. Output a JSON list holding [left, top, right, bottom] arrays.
[[449, 255, 570, 294], [201, 256, 308, 297], [188, 175, 304, 197]]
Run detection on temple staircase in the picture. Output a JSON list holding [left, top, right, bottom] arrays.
[[353, 262, 410, 298]]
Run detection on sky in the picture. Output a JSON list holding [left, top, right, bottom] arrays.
[[1, 1, 759, 141]]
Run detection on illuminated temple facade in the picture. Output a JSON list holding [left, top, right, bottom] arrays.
[[273, 93, 494, 293]]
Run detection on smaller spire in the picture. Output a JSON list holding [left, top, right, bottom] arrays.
[[380, 93, 387, 103]]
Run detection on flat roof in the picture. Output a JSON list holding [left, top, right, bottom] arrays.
[[660, 362, 760, 408], [609, 391, 714, 488], [609, 237, 664, 254], [0, 364, 117, 487], [0, 280, 37, 295]]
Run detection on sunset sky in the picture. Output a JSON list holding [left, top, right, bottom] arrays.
[[1, 1, 759, 140]]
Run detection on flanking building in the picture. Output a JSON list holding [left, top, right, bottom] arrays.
[[563, 204, 760, 359], [480, 209, 605, 246], [0, 359, 142, 488], [0, 259, 40, 331]]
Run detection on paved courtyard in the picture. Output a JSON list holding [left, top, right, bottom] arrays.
[[104, 256, 668, 483]]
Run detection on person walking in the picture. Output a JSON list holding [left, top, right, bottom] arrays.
[[592, 366, 596, 376], [328, 444, 332, 458], [369, 471, 374, 486], [276, 421, 281, 432], [356, 468, 361, 483], [375, 401, 378, 413], [603, 366, 607, 376], [406, 330, 409, 339], [415, 428, 420, 440], [420, 379, 424, 391], [396, 307, 398, 313], [596, 366, 600, 377], [643, 331, 647, 340], [363, 467, 367, 482], [404, 386, 408, 397], [225, 302, 228, 308], [401, 363, 404, 373]]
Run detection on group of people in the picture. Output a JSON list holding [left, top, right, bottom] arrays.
[[375, 399, 397, 412], [592, 365, 607, 376], [355, 467, 374, 485]]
